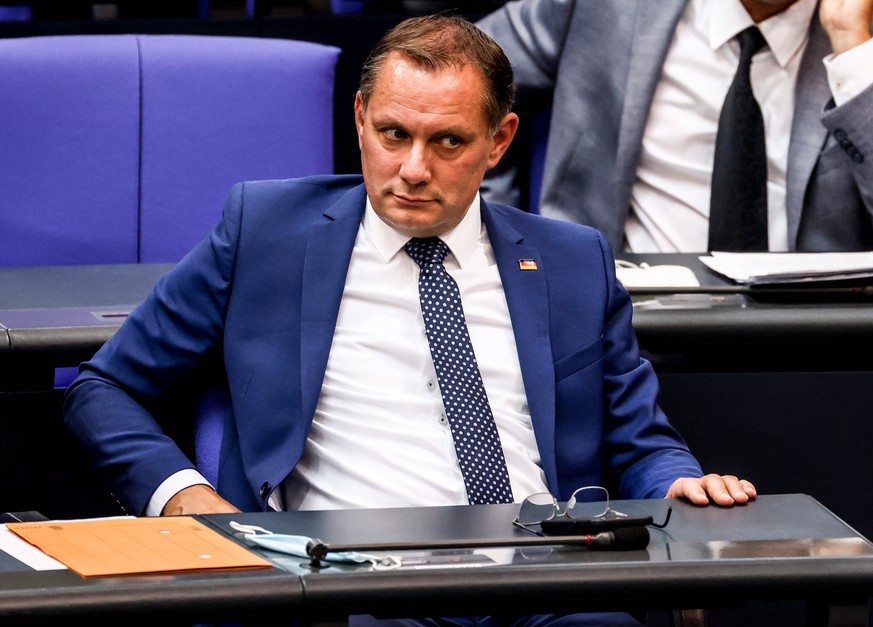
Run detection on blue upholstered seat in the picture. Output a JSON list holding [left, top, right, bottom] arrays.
[[330, 0, 368, 13], [0, 34, 340, 267], [0, 34, 340, 485], [0, 35, 141, 266], [137, 35, 340, 262], [0, 5, 32, 20]]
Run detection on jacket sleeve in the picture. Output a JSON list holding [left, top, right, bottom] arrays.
[[596, 231, 704, 499], [63, 183, 245, 515]]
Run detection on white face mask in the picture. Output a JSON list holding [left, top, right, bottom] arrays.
[[228, 521, 401, 569]]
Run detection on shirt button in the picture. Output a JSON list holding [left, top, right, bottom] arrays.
[[427, 379, 437, 391], [438, 414, 448, 425]]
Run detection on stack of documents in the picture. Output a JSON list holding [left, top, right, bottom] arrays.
[[699, 252, 873, 285]]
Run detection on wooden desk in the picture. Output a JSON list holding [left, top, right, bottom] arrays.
[[0, 495, 870, 625]]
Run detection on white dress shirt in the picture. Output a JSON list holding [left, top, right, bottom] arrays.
[[149, 194, 550, 516], [274, 193, 550, 511], [624, 0, 873, 253]]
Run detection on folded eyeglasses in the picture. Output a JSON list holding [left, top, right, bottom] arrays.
[[513, 486, 672, 536]]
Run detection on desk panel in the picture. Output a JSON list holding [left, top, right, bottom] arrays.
[[0, 495, 869, 624], [625, 253, 873, 371], [0, 263, 173, 390], [615, 254, 873, 545], [0, 564, 303, 625], [2, 259, 873, 547], [206, 495, 873, 621], [0, 264, 174, 519]]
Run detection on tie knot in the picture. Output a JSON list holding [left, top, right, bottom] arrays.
[[737, 26, 767, 61], [405, 237, 449, 267]]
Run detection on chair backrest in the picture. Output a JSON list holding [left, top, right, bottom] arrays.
[[0, 34, 341, 267], [193, 382, 233, 489], [0, 35, 141, 266], [0, 33, 340, 489], [0, 5, 31, 20], [330, 0, 368, 13], [136, 35, 340, 262]]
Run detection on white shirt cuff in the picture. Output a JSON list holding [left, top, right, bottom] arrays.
[[145, 468, 213, 517], [823, 37, 873, 106]]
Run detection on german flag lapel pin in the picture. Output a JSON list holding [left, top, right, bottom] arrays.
[[518, 259, 538, 271]]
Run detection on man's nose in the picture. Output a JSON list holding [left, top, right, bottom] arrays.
[[398, 143, 431, 184]]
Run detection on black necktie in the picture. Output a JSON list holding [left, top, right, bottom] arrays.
[[708, 26, 769, 252], [405, 237, 514, 505]]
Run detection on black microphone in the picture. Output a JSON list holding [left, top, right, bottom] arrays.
[[585, 525, 650, 550], [304, 526, 651, 567]]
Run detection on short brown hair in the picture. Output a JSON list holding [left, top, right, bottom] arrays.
[[358, 13, 515, 136]]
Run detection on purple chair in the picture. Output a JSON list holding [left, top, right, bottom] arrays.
[[0, 35, 340, 475], [0, 36, 141, 267], [0, 34, 340, 267], [137, 35, 340, 262], [193, 380, 234, 489], [0, 5, 31, 20], [329, 0, 368, 13]]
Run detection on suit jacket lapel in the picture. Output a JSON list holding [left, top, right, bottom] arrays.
[[299, 185, 366, 421], [786, 16, 832, 247], [480, 202, 559, 489], [615, 0, 688, 212]]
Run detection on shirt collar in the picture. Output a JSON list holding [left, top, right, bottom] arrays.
[[706, 0, 817, 68], [363, 192, 483, 269]]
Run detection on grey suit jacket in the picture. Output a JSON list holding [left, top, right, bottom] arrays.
[[478, 0, 873, 251]]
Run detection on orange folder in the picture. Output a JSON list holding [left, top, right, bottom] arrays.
[[6, 516, 272, 577]]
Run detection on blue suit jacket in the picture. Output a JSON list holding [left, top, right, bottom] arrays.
[[478, 0, 873, 251], [64, 175, 702, 515]]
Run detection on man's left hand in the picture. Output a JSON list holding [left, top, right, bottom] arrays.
[[666, 474, 757, 506]]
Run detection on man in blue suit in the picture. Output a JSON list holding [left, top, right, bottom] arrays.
[[478, 0, 873, 253], [64, 15, 753, 524]]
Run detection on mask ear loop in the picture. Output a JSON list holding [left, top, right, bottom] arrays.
[[229, 521, 274, 536]]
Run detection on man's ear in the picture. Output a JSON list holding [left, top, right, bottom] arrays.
[[487, 112, 520, 168], [354, 91, 365, 150]]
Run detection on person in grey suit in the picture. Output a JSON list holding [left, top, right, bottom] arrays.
[[477, 0, 873, 252]]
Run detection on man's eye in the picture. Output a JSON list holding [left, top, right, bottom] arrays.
[[439, 136, 462, 148], [385, 128, 407, 140]]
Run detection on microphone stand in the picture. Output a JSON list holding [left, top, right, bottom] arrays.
[[305, 528, 649, 568]]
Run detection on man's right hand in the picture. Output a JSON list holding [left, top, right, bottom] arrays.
[[161, 484, 241, 516], [820, 0, 873, 55]]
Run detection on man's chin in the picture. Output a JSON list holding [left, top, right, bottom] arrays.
[[378, 207, 443, 238]]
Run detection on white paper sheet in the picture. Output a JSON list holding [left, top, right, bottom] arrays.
[[0, 524, 66, 571], [699, 251, 873, 285]]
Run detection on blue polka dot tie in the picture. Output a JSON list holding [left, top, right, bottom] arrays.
[[405, 237, 514, 505]]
